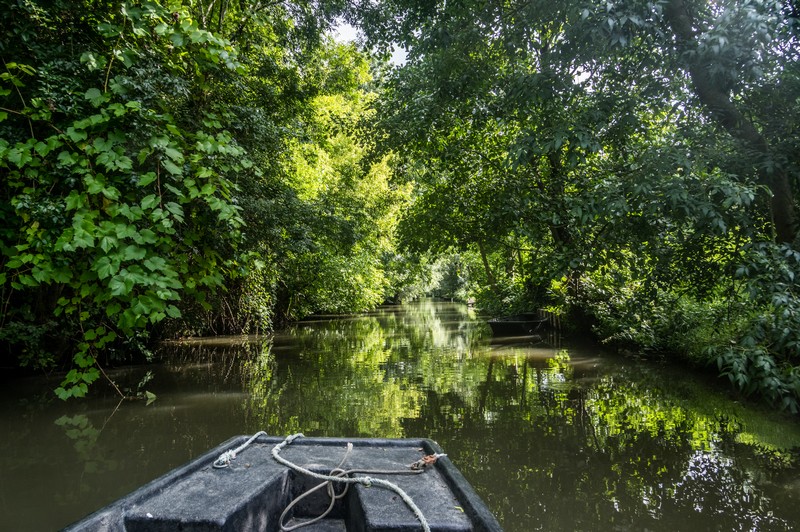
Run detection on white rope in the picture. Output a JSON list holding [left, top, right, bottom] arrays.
[[276, 442, 354, 531], [212, 431, 268, 468], [271, 433, 432, 532]]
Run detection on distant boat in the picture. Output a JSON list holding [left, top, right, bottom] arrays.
[[65, 433, 502, 531], [486, 315, 547, 337]]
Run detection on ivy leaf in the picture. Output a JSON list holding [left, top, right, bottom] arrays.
[[51, 268, 72, 283], [57, 150, 77, 166], [94, 256, 118, 279], [73, 230, 95, 249], [84, 88, 109, 107], [99, 235, 118, 252], [31, 267, 50, 283], [80, 51, 106, 71], [109, 275, 133, 296], [85, 175, 106, 195], [7, 147, 32, 168], [145, 391, 157, 405], [123, 244, 146, 261], [98, 23, 122, 38], [164, 147, 184, 162], [161, 159, 182, 176], [141, 194, 159, 210], [54, 387, 71, 400], [143, 256, 167, 271], [102, 186, 121, 200], [66, 127, 88, 143], [138, 172, 158, 187]]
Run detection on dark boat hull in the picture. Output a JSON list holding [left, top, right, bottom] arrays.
[[486, 317, 545, 337], [64, 435, 502, 531]]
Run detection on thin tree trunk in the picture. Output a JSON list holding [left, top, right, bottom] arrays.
[[477, 239, 499, 295]]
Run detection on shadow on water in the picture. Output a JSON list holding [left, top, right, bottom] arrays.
[[2, 299, 800, 530]]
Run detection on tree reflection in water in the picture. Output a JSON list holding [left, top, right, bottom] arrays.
[[235, 300, 800, 531], [3, 300, 800, 531]]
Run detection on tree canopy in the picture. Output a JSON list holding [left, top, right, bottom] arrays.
[[2, 0, 800, 411], [350, 0, 800, 409], [0, 0, 409, 398]]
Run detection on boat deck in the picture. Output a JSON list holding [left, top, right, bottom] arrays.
[[65, 435, 501, 531]]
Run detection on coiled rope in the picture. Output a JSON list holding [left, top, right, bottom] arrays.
[[272, 433, 433, 532], [274, 439, 355, 531], [213, 432, 435, 531]]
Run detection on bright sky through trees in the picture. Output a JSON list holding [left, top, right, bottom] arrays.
[[333, 21, 407, 65]]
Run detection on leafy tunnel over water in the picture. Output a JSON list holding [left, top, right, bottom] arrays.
[[1, 300, 800, 530]]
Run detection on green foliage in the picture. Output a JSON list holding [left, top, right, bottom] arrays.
[[581, 239, 800, 412], [1, 1, 248, 397], [709, 243, 800, 412], [0, 319, 58, 370], [382, 252, 432, 303], [4, 0, 799, 415], [2, 0, 418, 399], [429, 253, 472, 302], [353, 0, 800, 411], [268, 50, 411, 320]]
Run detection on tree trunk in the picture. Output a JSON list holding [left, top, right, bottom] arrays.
[[664, 0, 796, 243], [477, 239, 499, 295]]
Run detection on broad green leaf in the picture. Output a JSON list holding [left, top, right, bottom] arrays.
[[109, 275, 134, 296], [99, 235, 118, 252], [94, 256, 118, 279], [143, 256, 167, 271], [98, 23, 121, 38], [66, 127, 88, 143], [7, 147, 32, 168], [161, 159, 182, 176], [84, 88, 109, 107], [80, 51, 106, 71], [145, 391, 157, 405], [164, 147, 183, 162], [123, 244, 146, 261], [141, 194, 159, 210], [138, 172, 158, 187]]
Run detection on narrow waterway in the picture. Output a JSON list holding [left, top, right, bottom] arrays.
[[2, 300, 800, 531]]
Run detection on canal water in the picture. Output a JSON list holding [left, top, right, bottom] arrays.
[[2, 300, 800, 531]]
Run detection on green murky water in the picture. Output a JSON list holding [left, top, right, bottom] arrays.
[[2, 299, 800, 530]]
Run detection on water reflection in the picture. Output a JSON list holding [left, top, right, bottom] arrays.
[[1, 299, 799, 530]]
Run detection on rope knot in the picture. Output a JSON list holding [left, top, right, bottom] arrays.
[[213, 450, 236, 468], [213, 431, 268, 469], [409, 453, 446, 470]]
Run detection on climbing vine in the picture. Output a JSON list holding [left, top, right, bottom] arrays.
[[0, 1, 247, 398]]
